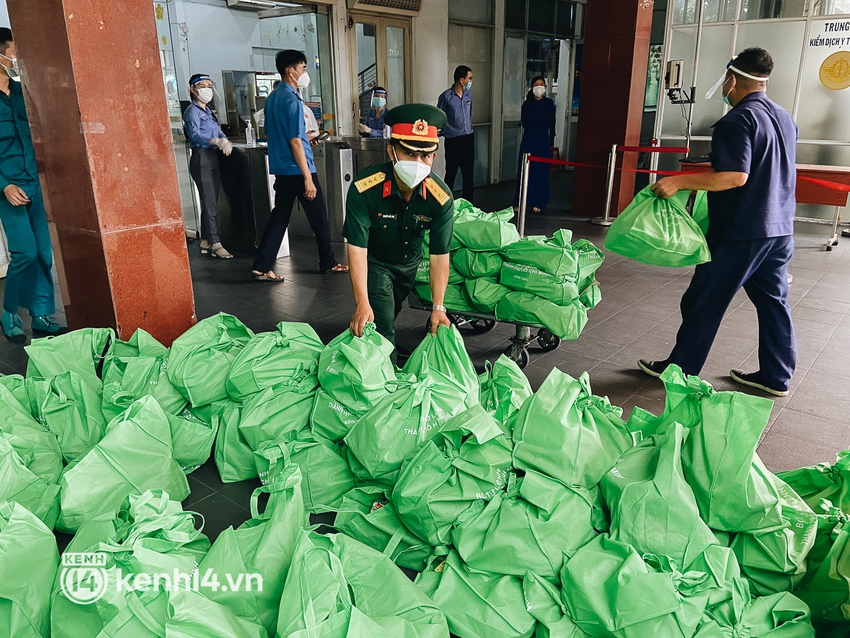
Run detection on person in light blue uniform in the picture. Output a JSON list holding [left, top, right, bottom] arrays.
[[0, 28, 66, 343], [183, 73, 233, 259], [514, 76, 556, 213], [359, 87, 388, 138]]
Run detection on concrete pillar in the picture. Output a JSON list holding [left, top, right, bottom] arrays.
[[7, 0, 196, 344], [571, 0, 654, 217]]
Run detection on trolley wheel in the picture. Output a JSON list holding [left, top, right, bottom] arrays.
[[504, 343, 530, 369], [467, 318, 496, 334], [827, 245, 834, 252], [536, 328, 561, 352]]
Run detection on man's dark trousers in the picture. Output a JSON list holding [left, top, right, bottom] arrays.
[[444, 133, 475, 204], [668, 235, 796, 390], [253, 173, 336, 274]]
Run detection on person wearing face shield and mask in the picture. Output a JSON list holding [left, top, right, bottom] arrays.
[[251, 49, 347, 282], [639, 48, 799, 398], [183, 73, 233, 259], [0, 28, 67, 343], [344, 104, 453, 361], [513, 76, 556, 214], [359, 87, 390, 138]]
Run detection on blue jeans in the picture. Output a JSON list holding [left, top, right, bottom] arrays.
[[668, 235, 796, 390], [0, 184, 56, 316]]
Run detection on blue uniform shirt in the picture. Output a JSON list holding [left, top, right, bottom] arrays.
[[266, 83, 315, 176], [182, 102, 226, 149], [0, 80, 38, 191], [708, 92, 798, 241], [437, 86, 473, 138], [364, 108, 386, 138]]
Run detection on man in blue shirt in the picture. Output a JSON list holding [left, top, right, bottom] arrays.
[[251, 49, 347, 281], [0, 28, 66, 342], [437, 65, 475, 204], [639, 48, 797, 397]]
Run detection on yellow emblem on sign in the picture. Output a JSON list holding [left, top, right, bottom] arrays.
[[820, 51, 850, 91], [354, 172, 386, 193], [155, 4, 165, 20], [424, 177, 450, 206], [412, 119, 429, 136]]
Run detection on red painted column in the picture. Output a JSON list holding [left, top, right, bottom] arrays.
[[6, 0, 195, 344], [572, 0, 654, 217]]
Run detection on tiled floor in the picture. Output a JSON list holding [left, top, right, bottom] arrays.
[[2, 172, 849, 545]]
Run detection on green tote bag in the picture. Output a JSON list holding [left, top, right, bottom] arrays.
[[226, 321, 324, 402], [414, 549, 536, 638], [478, 356, 533, 431], [318, 323, 397, 414], [512, 369, 633, 489], [600, 423, 718, 570], [167, 313, 254, 407], [25, 327, 115, 392], [604, 186, 711, 267], [0, 437, 60, 529], [0, 500, 60, 638], [199, 464, 307, 636], [57, 396, 190, 533], [452, 470, 598, 583]]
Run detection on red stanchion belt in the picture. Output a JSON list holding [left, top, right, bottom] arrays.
[[617, 145, 690, 154], [527, 155, 850, 192]]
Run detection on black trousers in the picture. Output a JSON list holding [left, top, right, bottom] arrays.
[[252, 173, 337, 274], [189, 147, 221, 244], [444, 133, 475, 204]]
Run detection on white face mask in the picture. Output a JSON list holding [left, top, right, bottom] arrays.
[[297, 70, 311, 89], [391, 148, 431, 190], [0, 53, 19, 82], [532, 85, 545, 98], [196, 87, 213, 103]]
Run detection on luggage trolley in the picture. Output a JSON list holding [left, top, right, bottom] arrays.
[[407, 166, 562, 369]]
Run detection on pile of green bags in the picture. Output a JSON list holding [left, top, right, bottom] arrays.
[[413, 199, 604, 340], [605, 185, 711, 267], [5, 312, 850, 638]]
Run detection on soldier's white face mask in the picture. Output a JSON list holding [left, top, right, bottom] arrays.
[[391, 147, 431, 189]]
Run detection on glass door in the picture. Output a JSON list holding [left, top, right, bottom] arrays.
[[502, 35, 526, 181], [258, 7, 337, 135], [350, 14, 411, 129]]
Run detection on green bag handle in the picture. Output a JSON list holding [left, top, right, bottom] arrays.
[[250, 468, 298, 520], [298, 546, 350, 638], [382, 528, 407, 558], [125, 589, 166, 636]]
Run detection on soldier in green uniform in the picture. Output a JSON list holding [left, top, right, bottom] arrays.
[[344, 104, 454, 357]]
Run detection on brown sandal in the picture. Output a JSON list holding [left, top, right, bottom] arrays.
[[252, 270, 285, 282], [323, 263, 349, 274]]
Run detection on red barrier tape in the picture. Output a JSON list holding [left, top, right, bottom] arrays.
[[799, 175, 850, 193], [618, 145, 690, 154], [527, 155, 697, 176], [527, 155, 850, 192]]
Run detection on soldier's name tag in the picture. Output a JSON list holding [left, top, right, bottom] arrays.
[[377, 213, 397, 220]]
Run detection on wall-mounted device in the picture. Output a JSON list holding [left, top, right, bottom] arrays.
[[665, 59, 695, 105]]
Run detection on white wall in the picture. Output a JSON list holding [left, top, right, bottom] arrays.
[[0, 2, 9, 29], [411, 0, 449, 175]]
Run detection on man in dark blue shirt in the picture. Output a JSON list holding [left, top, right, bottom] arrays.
[[251, 49, 347, 282], [437, 65, 475, 204], [0, 29, 66, 342], [639, 48, 797, 396]]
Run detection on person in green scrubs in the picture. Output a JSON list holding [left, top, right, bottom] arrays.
[[0, 28, 66, 343], [344, 104, 454, 358]]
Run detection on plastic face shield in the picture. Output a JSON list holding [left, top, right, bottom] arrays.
[[705, 58, 769, 99]]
